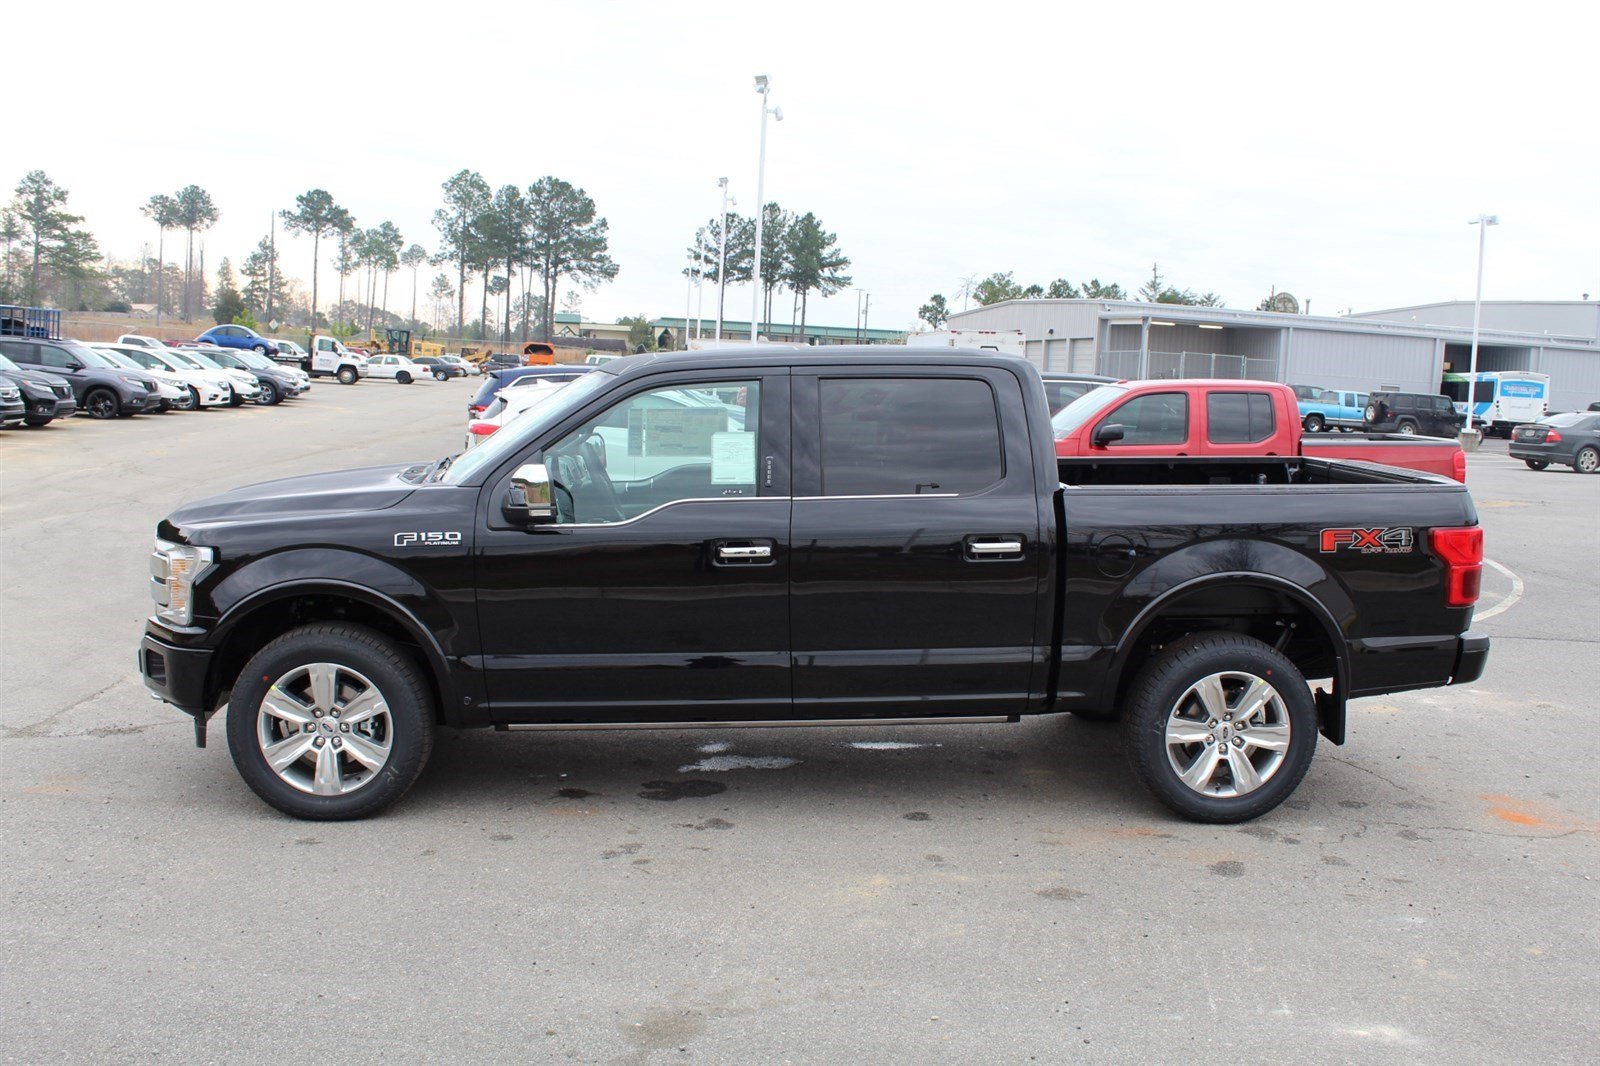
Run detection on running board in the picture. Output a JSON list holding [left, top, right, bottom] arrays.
[[499, 715, 1018, 732]]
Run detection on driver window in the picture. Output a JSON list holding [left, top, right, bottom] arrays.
[[545, 379, 761, 524]]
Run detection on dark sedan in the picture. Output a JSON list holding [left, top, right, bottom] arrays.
[[1509, 412, 1600, 474], [411, 356, 463, 380], [0, 353, 76, 425]]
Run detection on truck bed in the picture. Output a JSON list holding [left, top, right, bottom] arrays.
[[1058, 455, 1449, 487]]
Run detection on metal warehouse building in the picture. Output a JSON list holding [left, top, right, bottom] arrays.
[[947, 299, 1600, 412]]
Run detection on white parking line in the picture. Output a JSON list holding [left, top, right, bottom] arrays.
[[1475, 558, 1524, 621]]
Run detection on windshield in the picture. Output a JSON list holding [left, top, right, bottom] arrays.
[[0, 354, 19, 372], [163, 350, 205, 370], [121, 350, 165, 371], [234, 351, 274, 370], [95, 349, 138, 370], [1050, 384, 1128, 438], [65, 343, 115, 368], [442, 373, 611, 485], [183, 351, 226, 370]]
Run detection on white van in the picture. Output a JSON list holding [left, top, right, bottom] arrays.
[[1441, 371, 1550, 437]]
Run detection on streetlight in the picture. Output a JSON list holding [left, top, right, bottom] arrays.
[[855, 288, 870, 343], [1464, 213, 1499, 440], [715, 178, 735, 341], [750, 74, 783, 342]]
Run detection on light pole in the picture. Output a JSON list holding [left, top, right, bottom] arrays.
[[1464, 214, 1499, 441], [715, 178, 734, 341], [750, 74, 782, 342], [855, 288, 868, 343]]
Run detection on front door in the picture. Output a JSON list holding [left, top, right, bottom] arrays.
[[789, 367, 1046, 715], [475, 370, 792, 722]]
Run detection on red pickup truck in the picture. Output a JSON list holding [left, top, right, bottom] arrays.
[[1053, 380, 1467, 481]]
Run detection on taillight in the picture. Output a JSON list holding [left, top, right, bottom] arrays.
[[469, 404, 486, 415], [1430, 526, 1483, 607], [468, 421, 498, 437], [1451, 449, 1467, 482], [1545, 430, 1562, 443]]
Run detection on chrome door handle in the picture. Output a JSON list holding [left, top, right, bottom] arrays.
[[717, 544, 772, 560], [968, 540, 1023, 555]]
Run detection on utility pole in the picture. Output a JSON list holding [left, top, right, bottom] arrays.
[[266, 211, 277, 326], [1465, 214, 1499, 443], [715, 178, 732, 341]]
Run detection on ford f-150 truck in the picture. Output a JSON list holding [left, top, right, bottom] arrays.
[[1054, 379, 1468, 482], [138, 349, 1489, 823]]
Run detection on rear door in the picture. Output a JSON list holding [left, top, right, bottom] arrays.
[[789, 365, 1045, 715], [1201, 389, 1283, 455]]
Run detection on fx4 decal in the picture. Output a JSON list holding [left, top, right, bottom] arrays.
[[394, 531, 463, 548], [1319, 527, 1414, 554]]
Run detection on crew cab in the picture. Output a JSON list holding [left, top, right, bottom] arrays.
[[138, 349, 1488, 823], [1297, 388, 1368, 432], [1054, 379, 1467, 482]]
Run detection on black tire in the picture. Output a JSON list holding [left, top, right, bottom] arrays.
[[1364, 403, 1380, 424], [433, 370, 448, 381], [337, 367, 358, 385], [1396, 419, 1417, 436], [252, 344, 268, 355], [84, 387, 119, 420], [1524, 459, 1549, 471], [1575, 446, 1599, 475], [225, 624, 435, 820], [228, 387, 245, 408], [396, 371, 412, 384], [1124, 632, 1317, 823], [174, 386, 197, 411], [257, 380, 279, 405], [1302, 413, 1324, 433]]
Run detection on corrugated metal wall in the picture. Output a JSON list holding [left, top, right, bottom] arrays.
[[1283, 329, 1439, 395], [1538, 348, 1600, 411]]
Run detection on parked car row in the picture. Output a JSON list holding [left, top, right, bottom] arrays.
[[1508, 411, 1600, 474], [0, 333, 313, 431]]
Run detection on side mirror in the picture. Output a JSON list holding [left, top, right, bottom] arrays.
[[505, 462, 557, 525], [1093, 423, 1126, 447], [64, 361, 84, 371]]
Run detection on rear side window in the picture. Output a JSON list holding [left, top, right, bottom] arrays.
[[1207, 392, 1275, 444], [1102, 392, 1189, 445], [819, 378, 1002, 496], [1432, 396, 1453, 412]]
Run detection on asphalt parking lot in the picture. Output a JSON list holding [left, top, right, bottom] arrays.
[[2, 382, 1595, 1064]]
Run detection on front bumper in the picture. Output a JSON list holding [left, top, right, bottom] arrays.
[[1449, 630, 1490, 686], [140, 629, 214, 719], [124, 392, 163, 413]]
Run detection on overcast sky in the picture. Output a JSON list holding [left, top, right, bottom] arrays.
[[14, 1, 1598, 331]]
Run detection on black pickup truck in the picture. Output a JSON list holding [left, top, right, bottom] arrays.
[[139, 348, 1489, 822]]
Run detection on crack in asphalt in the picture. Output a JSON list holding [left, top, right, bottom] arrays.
[[3, 676, 136, 738], [1323, 755, 1412, 793]]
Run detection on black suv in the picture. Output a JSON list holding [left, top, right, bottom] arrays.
[[0, 337, 162, 418], [1363, 391, 1464, 437], [0, 352, 76, 425]]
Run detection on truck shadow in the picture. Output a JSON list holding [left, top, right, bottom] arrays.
[[406, 713, 1154, 818]]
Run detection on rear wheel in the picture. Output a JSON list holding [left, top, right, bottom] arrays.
[[1576, 446, 1599, 475], [1396, 419, 1417, 436], [1124, 633, 1317, 823], [1302, 413, 1324, 433], [84, 387, 118, 420], [1524, 459, 1549, 471], [433, 369, 448, 381], [337, 366, 358, 385], [226, 624, 435, 820]]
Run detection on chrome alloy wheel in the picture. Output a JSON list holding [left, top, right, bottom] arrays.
[[257, 663, 392, 795], [1163, 671, 1291, 798]]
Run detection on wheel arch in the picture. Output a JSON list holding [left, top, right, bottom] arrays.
[[205, 580, 459, 727], [1104, 571, 1350, 744]]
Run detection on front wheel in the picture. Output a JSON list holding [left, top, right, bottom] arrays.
[[337, 367, 358, 385], [1124, 633, 1317, 823], [226, 624, 435, 820], [228, 388, 245, 408], [1396, 420, 1417, 436], [1302, 413, 1324, 433], [1576, 446, 1600, 475], [257, 381, 279, 405], [174, 386, 197, 411], [84, 387, 119, 420], [1524, 459, 1549, 471], [396, 371, 412, 384]]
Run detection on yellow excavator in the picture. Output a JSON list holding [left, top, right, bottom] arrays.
[[367, 328, 443, 359]]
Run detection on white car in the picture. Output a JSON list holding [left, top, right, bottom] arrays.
[[464, 379, 572, 448], [93, 347, 189, 410], [169, 347, 262, 405], [117, 334, 170, 350], [102, 344, 232, 409], [272, 339, 310, 367], [367, 354, 434, 384], [439, 354, 480, 376]]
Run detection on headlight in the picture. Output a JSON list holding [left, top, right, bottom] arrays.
[[149, 539, 215, 626]]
